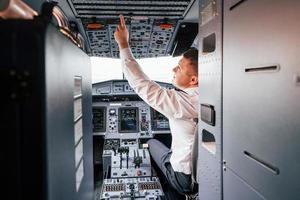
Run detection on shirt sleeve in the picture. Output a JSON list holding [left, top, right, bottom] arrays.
[[120, 48, 197, 119]]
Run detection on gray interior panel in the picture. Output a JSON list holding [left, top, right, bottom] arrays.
[[223, 0, 300, 199], [198, 143, 223, 200], [45, 25, 93, 200], [1, 18, 94, 200], [224, 168, 265, 200], [198, 0, 223, 199]]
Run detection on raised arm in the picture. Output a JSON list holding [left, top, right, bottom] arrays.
[[114, 15, 129, 49], [114, 15, 198, 119]]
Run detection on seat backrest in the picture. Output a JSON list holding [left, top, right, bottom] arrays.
[[191, 124, 199, 188]]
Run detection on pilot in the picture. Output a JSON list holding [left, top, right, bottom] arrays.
[[114, 15, 198, 199]]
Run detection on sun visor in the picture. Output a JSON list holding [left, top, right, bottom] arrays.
[[170, 22, 198, 57]]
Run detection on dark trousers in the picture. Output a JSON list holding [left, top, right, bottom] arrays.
[[147, 139, 193, 200]]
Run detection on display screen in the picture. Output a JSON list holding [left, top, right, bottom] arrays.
[[119, 107, 139, 133], [151, 108, 170, 131], [92, 107, 106, 132]]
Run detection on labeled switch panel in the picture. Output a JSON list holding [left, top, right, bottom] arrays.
[[83, 18, 177, 58], [72, 0, 196, 58]]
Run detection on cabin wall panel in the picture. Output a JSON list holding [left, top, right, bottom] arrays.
[[223, 0, 300, 199], [0, 20, 93, 200], [198, 0, 223, 199], [45, 25, 93, 200], [224, 168, 265, 200]]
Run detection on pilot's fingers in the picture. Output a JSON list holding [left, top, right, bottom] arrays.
[[120, 15, 125, 28], [116, 26, 120, 32]]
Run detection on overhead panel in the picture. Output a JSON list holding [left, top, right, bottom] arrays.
[[67, 0, 195, 58]]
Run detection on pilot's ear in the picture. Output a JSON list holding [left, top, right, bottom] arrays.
[[190, 75, 198, 86]]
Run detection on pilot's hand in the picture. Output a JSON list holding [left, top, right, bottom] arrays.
[[114, 15, 129, 49]]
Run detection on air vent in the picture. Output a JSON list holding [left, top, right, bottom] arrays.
[[70, 0, 193, 19]]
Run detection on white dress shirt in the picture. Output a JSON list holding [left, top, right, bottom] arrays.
[[120, 48, 199, 174]]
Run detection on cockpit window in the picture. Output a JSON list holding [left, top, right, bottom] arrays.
[[91, 57, 122, 83], [91, 56, 180, 83]]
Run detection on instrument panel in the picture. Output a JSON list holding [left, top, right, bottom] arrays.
[[92, 80, 173, 200], [101, 177, 164, 200], [93, 80, 174, 96], [93, 101, 170, 138], [92, 80, 173, 137]]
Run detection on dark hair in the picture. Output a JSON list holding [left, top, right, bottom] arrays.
[[183, 47, 198, 73]]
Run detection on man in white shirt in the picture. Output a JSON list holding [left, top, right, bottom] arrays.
[[114, 15, 199, 199]]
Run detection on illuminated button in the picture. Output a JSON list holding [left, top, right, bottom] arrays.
[[109, 109, 116, 115]]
